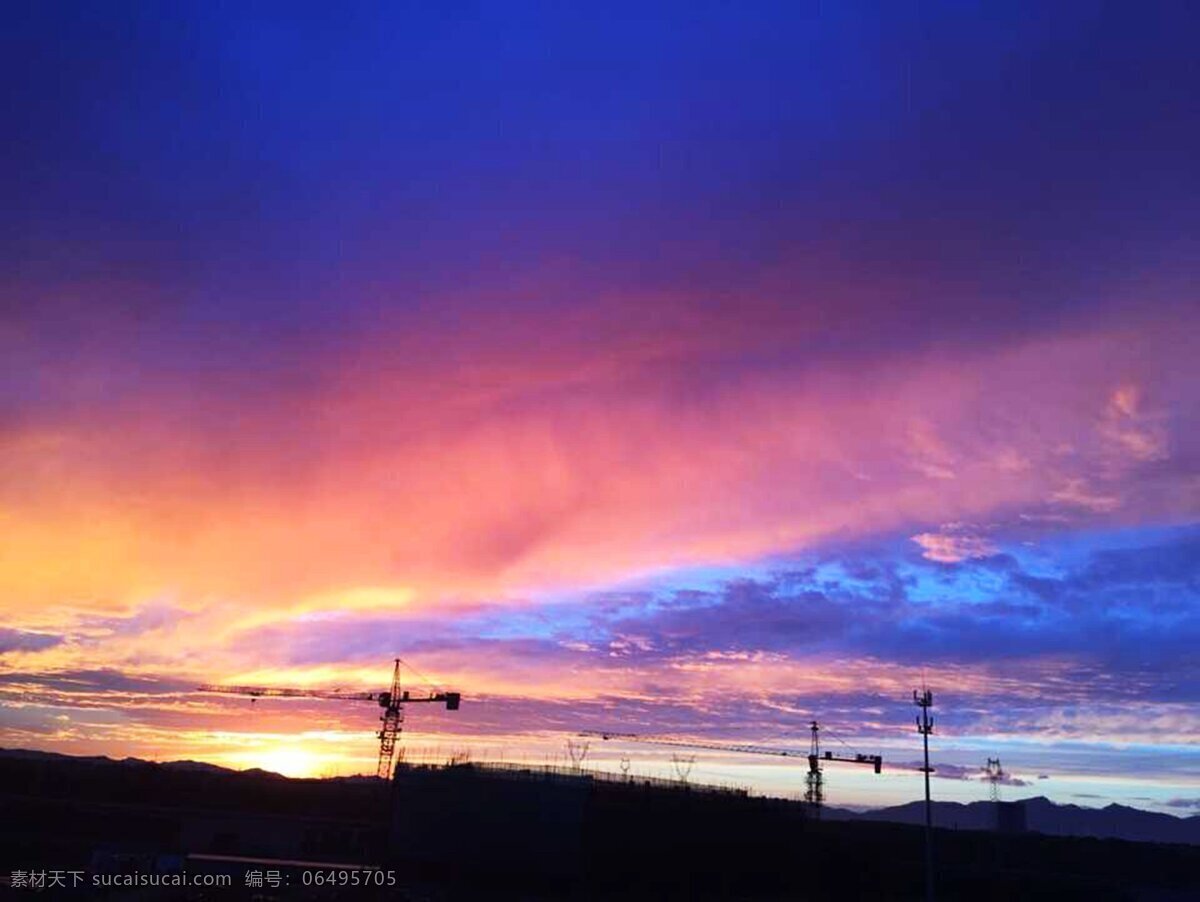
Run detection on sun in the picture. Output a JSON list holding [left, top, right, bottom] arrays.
[[247, 745, 324, 779]]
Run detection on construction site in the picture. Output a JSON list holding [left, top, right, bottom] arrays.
[[4, 746, 1198, 901], [2, 658, 1197, 900], [195, 658, 895, 823]]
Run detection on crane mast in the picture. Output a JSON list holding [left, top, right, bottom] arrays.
[[583, 721, 881, 816], [198, 658, 460, 779], [807, 720, 824, 811], [376, 658, 406, 779]]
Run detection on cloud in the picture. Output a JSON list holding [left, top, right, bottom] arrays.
[[993, 774, 1031, 787], [0, 628, 61, 654], [74, 602, 194, 639], [1050, 479, 1121, 513], [43, 524, 1181, 763], [1102, 385, 1168, 463], [4, 305, 1198, 620], [891, 761, 1030, 786], [911, 532, 998, 563], [0, 669, 194, 697]]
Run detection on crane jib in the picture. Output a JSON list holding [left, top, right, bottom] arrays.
[[377, 690, 461, 710]]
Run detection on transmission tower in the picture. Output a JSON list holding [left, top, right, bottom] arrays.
[[984, 758, 1004, 803], [619, 756, 631, 780], [671, 753, 696, 783], [565, 738, 590, 772]]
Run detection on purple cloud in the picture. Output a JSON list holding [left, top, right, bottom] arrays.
[[0, 629, 62, 654]]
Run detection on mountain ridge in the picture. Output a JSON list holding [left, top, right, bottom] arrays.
[[4, 746, 1196, 845], [823, 794, 1200, 846]]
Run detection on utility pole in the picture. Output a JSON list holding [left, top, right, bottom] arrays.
[[914, 688, 935, 902]]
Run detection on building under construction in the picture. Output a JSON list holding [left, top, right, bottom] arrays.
[[384, 760, 1200, 901], [389, 760, 810, 897]]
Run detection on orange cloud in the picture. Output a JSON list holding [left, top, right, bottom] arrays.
[[2, 318, 1192, 628]]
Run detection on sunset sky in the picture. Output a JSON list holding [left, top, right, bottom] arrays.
[[2, 2, 1198, 812]]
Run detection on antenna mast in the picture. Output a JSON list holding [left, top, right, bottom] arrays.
[[914, 687, 935, 902]]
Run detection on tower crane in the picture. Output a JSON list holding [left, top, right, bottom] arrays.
[[581, 721, 881, 816], [198, 658, 460, 779]]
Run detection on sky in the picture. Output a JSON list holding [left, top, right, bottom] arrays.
[[2, 1, 1198, 813]]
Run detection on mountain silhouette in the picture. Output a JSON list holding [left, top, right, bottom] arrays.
[[825, 795, 1200, 845]]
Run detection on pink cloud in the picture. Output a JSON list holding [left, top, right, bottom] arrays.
[[911, 532, 998, 563], [2, 312, 1194, 624]]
